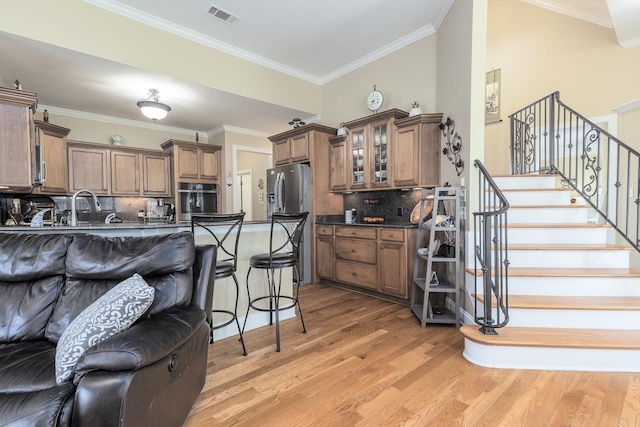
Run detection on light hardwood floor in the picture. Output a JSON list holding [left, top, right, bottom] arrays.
[[185, 284, 640, 426]]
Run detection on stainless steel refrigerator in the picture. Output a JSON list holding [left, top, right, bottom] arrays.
[[267, 163, 311, 284]]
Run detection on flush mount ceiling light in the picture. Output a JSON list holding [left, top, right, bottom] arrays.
[[137, 88, 171, 121]]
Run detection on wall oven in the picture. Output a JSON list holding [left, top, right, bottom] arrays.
[[177, 183, 218, 222]]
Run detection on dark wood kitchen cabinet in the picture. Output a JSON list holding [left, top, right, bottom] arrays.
[[315, 225, 335, 280], [317, 224, 416, 300], [0, 87, 37, 191], [68, 141, 171, 197], [32, 120, 70, 194], [68, 143, 110, 195], [393, 113, 443, 188], [161, 140, 221, 184]]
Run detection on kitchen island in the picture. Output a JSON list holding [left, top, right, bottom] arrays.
[[0, 221, 294, 341]]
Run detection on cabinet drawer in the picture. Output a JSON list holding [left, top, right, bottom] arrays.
[[335, 226, 377, 240], [316, 225, 334, 236], [380, 229, 405, 242], [335, 238, 377, 264], [335, 260, 377, 289]]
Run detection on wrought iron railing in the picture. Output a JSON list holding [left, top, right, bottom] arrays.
[[473, 160, 510, 334], [511, 91, 640, 252]]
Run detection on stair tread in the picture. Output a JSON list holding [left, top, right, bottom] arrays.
[[507, 243, 631, 251], [509, 204, 589, 209], [506, 223, 610, 229], [475, 294, 640, 310], [492, 174, 561, 178], [465, 267, 640, 277], [497, 188, 569, 192], [461, 325, 640, 349]]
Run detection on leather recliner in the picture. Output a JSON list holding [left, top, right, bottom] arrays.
[[0, 231, 215, 427]]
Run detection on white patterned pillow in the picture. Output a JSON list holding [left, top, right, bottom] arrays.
[[55, 273, 155, 384]]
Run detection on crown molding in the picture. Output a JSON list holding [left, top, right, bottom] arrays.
[[521, 0, 613, 28], [207, 114, 321, 139], [619, 35, 640, 49], [318, 24, 437, 84], [612, 98, 640, 114], [38, 104, 198, 136]]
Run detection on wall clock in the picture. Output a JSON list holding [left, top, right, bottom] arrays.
[[367, 84, 384, 113]]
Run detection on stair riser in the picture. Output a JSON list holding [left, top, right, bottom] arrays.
[[508, 207, 590, 224], [465, 274, 640, 297], [505, 227, 610, 245], [463, 340, 640, 372], [500, 190, 572, 206], [492, 176, 558, 189], [507, 249, 630, 269], [502, 308, 640, 330]]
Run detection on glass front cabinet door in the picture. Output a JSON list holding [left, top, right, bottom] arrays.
[[371, 121, 389, 187], [350, 127, 366, 189]]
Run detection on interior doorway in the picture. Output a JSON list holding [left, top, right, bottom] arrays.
[[232, 145, 272, 221], [235, 169, 253, 221]]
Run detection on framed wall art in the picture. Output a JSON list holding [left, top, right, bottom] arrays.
[[485, 68, 501, 124]]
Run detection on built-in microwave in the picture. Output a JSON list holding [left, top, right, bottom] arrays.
[[177, 182, 218, 221]]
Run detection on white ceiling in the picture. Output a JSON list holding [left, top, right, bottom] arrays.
[[0, 0, 636, 136]]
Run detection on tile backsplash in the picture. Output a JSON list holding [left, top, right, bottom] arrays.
[[343, 189, 423, 224]]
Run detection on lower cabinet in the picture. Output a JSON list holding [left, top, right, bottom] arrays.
[[315, 225, 335, 280], [317, 224, 415, 299]]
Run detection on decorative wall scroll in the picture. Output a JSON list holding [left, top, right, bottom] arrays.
[[485, 68, 501, 124]]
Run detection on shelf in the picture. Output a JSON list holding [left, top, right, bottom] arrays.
[[410, 186, 463, 328], [414, 278, 457, 293], [410, 304, 458, 324]]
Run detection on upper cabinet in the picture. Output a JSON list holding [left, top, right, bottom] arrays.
[[0, 87, 37, 191], [393, 113, 443, 188], [271, 131, 310, 166], [68, 140, 171, 197], [68, 142, 110, 195], [32, 120, 70, 194], [343, 109, 407, 191], [142, 153, 171, 196], [328, 134, 348, 192], [110, 150, 140, 196], [329, 110, 444, 192], [161, 140, 221, 184]]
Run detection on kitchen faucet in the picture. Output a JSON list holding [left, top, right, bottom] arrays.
[[70, 189, 102, 226]]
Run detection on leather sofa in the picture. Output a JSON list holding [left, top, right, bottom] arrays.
[[0, 231, 215, 427]]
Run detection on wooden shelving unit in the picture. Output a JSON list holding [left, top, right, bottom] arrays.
[[410, 186, 463, 327]]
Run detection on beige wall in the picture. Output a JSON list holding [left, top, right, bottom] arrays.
[[219, 131, 272, 213], [485, 0, 640, 175], [320, 35, 438, 127]]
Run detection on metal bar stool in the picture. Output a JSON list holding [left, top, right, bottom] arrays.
[[191, 212, 247, 356], [242, 212, 308, 352]]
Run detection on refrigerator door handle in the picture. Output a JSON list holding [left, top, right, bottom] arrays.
[[279, 174, 286, 212], [275, 172, 284, 213]]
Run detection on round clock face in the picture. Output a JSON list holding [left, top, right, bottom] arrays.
[[367, 90, 384, 112]]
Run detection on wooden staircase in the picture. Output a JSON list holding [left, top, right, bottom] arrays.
[[461, 174, 640, 372]]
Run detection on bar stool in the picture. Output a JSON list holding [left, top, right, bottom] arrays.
[[191, 213, 247, 356], [242, 212, 308, 352]]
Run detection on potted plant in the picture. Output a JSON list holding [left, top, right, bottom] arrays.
[[409, 101, 422, 117]]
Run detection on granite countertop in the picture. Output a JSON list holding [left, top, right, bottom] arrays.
[[0, 219, 274, 232], [315, 218, 417, 229]]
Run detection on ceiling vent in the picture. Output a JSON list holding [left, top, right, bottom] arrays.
[[206, 5, 240, 26]]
